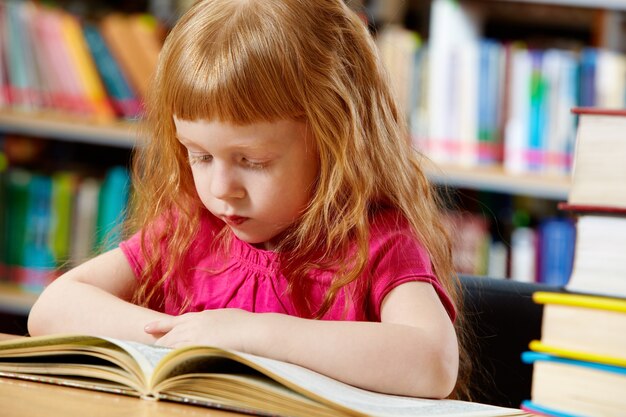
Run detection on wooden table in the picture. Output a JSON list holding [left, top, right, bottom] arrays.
[[0, 333, 243, 417], [0, 377, 245, 417]]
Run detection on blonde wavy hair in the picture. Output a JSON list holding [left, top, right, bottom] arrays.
[[126, 0, 471, 399]]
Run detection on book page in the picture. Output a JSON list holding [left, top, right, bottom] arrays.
[[103, 338, 172, 385], [236, 353, 526, 417]]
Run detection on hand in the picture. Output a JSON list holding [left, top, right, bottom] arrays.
[[144, 308, 254, 351]]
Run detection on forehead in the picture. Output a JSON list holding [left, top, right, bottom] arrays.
[[174, 117, 307, 149]]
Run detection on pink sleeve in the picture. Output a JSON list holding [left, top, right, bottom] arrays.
[[119, 231, 145, 280], [368, 222, 457, 322]]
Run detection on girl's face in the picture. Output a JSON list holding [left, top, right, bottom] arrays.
[[175, 117, 319, 250]]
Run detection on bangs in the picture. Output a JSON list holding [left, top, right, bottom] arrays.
[[160, 4, 306, 124]]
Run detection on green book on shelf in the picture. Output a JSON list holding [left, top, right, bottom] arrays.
[[5, 169, 31, 283], [0, 151, 7, 280], [49, 171, 77, 264]]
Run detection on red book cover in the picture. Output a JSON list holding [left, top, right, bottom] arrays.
[[558, 202, 626, 215], [571, 107, 626, 117]]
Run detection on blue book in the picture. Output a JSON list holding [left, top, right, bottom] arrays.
[[82, 24, 142, 119], [22, 174, 56, 291], [578, 48, 596, 108], [521, 400, 585, 417], [537, 217, 575, 286], [95, 166, 130, 251]]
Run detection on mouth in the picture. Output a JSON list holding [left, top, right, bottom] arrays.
[[221, 215, 249, 226]]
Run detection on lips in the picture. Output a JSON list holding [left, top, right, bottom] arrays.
[[222, 215, 248, 226]]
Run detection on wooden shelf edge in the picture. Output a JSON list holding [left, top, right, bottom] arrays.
[[426, 163, 571, 200], [0, 283, 39, 316], [0, 110, 140, 148]]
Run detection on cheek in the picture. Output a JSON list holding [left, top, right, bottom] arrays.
[[191, 170, 212, 202]]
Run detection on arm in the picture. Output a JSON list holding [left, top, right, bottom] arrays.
[[28, 248, 170, 344], [146, 281, 458, 398]]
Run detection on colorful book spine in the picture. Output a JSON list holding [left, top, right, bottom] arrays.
[[59, 11, 116, 121], [537, 217, 575, 286], [5, 169, 31, 284], [20, 174, 56, 291], [49, 172, 77, 263], [4, 2, 40, 109], [82, 24, 142, 119], [95, 166, 130, 252], [521, 400, 585, 417]]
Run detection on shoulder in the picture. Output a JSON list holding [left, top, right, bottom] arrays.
[[368, 208, 432, 271], [366, 208, 456, 321]]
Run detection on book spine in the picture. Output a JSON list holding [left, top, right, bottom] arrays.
[[59, 12, 116, 121], [82, 24, 142, 119], [537, 217, 575, 286]]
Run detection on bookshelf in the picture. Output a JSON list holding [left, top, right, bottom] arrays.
[[0, 111, 138, 148], [0, 284, 38, 316], [426, 164, 570, 200], [0, 0, 623, 321]]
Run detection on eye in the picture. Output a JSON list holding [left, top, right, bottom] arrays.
[[241, 157, 268, 170], [189, 153, 213, 165]]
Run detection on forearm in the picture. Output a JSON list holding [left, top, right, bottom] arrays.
[[248, 314, 458, 398], [28, 279, 169, 344]]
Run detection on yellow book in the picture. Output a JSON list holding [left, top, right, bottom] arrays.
[[531, 291, 626, 364], [59, 11, 115, 121], [533, 291, 626, 313], [529, 340, 626, 368]]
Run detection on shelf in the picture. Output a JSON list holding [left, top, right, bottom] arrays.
[[0, 284, 38, 316], [0, 110, 139, 148], [426, 163, 571, 200], [0, 111, 571, 199], [494, 0, 626, 11]]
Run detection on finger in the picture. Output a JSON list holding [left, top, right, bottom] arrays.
[[144, 318, 176, 334], [154, 333, 190, 349]]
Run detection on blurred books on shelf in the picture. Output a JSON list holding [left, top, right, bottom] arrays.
[[376, 0, 626, 177], [443, 211, 490, 276], [522, 292, 626, 417], [0, 164, 130, 292], [1, 0, 624, 184], [0, 1, 162, 121]]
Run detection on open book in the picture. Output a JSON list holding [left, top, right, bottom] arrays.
[[0, 334, 527, 417]]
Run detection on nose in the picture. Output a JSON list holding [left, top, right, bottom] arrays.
[[210, 162, 245, 200]]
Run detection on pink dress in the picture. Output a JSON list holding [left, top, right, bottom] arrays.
[[120, 209, 455, 321]]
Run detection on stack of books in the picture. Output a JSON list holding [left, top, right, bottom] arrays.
[[522, 292, 626, 416], [560, 107, 626, 299], [521, 107, 626, 417]]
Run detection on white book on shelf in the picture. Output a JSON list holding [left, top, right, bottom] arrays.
[[69, 177, 101, 266], [504, 47, 531, 174], [541, 49, 577, 176], [595, 49, 626, 109], [427, 0, 481, 166]]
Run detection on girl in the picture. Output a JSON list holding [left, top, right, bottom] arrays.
[[28, 0, 470, 400]]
